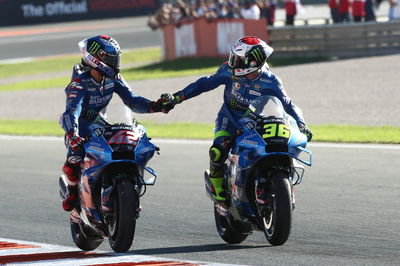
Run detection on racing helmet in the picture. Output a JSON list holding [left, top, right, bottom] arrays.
[[79, 35, 121, 78], [228, 36, 273, 76]]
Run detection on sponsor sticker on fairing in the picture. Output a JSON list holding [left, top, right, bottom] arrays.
[[249, 90, 261, 96]]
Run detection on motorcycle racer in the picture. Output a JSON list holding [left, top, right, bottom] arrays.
[[59, 35, 172, 212], [161, 36, 313, 205]]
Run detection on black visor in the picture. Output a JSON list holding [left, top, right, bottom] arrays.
[[99, 51, 121, 70], [228, 53, 246, 69]]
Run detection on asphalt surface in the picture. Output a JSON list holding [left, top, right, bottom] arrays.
[[0, 137, 399, 265]]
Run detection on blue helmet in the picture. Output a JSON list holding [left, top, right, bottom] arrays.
[[79, 35, 121, 78]]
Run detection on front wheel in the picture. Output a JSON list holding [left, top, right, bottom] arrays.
[[108, 179, 138, 253], [262, 171, 292, 246]]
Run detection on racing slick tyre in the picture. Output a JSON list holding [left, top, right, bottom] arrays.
[[262, 171, 292, 246], [108, 178, 137, 253]]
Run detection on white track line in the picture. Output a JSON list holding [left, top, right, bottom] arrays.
[[0, 238, 238, 266]]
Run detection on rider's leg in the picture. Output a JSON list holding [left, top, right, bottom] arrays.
[[208, 114, 236, 202], [61, 149, 84, 212]]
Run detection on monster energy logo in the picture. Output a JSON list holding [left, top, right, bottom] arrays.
[[84, 110, 98, 119], [250, 48, 263, 63], [88, 41, 101, 54]]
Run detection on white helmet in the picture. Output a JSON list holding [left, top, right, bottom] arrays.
[[228, 36, 273, 76]]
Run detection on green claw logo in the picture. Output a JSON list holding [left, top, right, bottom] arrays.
[[250, 48, 263, 63], [88, 41, 101, 54]]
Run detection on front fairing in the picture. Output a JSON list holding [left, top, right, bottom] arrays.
[[233, 117, 312, 169], [79, 115, 157, 224], [84, 115, 157, 177]]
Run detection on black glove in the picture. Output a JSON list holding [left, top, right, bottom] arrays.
[[150, 93, 176, 114], [299, 123, 313, 142]]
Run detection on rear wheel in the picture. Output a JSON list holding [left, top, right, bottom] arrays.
[[70, 218, 103, 251], [214, 205, 251, 244], [262, 171, 292, 246], [108, 179, 138, 253]]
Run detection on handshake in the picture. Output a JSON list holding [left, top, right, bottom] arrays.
[[150, 92, 185, 114]]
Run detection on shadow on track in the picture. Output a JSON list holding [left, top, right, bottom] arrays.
[[128, 243, 271, 256]]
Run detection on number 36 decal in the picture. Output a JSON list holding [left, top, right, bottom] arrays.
[[262, 123, 290, 139]]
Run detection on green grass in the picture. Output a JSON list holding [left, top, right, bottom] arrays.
[[0, 119, 399, 144], [0, 47, 161, 79], [0, 77, 69, 92], [0, 47, 328, 92]]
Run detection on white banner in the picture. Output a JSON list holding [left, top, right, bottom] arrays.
[[217, 22, 244, 55], [174, 24, 197, 57]]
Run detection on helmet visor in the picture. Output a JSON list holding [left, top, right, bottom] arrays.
[[98, 50, 121, 70], [228, 53, 245, 69]]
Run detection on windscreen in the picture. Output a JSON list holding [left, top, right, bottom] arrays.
[[247, 95, 285, 120]]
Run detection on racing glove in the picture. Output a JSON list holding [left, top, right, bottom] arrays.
[[66, 133, 85, 151], [150, 93, 176, 114], [172, 91, 186, 104], [298, 123, 313, 142]]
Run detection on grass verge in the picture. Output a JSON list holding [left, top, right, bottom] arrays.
[[0, 119, 399, 144], [0, 46, 328, 92]]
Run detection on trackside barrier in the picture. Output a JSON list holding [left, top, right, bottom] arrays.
[[161, 18, 268, 60], [268, 21, 400, 58]]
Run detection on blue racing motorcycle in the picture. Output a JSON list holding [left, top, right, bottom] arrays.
[[59, 114, 158, 252], [205, 95, 312, 246]]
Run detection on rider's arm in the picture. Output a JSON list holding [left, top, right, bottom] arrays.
[[59, 80, 86, 134], [114, 75, 153, 113], [173, 63, 231, 103], [272, 76, 306, 126]]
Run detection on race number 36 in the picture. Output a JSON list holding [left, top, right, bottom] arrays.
[[262, 123, 290, 139]]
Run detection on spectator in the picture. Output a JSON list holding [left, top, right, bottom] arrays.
[[365, 0, 377, 21], [260, 0, 277, 25], [240, 0, 261, 19], [148, 3, 174, 30], [338, 0, 351, 22], [195, 0, 219, 20], [352, 0, 366, 22], [173, 0, 195, 25], [284, 0, 299, 25], [225, 0, 241, 18], [329, 0, 340, 23], [388, 0, 400, 20]]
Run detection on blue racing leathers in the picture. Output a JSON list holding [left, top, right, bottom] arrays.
[[174, 62, 305, 148], [60, 64, 152, 138], [60, 64, 153, 163]]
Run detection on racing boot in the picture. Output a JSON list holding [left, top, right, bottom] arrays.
[[208, 145, 228, 204], [208, 162, 228, 203], [61, 163, 79, 212]]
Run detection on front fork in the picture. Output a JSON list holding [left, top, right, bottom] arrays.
[[254, 169, 295, 216]]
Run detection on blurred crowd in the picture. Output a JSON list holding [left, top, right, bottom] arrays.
[[329, 0, 400, 23], [148, 0, 280, 30], [148, 0, 400, 30]]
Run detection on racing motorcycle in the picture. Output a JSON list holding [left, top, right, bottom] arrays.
[[205, 95, 312, 246], [59, 113, 158, 253]]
